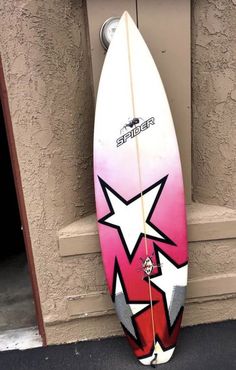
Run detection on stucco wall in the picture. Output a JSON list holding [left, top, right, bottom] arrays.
[[0, 0, 95, 333], [192, 0, 236, 207], [1, 0, 236, 346]]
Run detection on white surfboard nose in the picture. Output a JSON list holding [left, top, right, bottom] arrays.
[[120, 10, 137, 29], [109, 11, 137, 48]]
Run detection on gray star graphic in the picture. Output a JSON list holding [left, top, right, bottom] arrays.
[[114, 292, 137, 339], [169, 285, 186, 326]]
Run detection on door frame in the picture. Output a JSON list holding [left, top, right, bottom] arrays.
[[0, 57, 46, 345]]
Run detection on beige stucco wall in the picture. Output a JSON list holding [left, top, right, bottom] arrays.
[[192, 0, 236, 207], [0, 0, 95, 335], [0, 0, 236, 345]]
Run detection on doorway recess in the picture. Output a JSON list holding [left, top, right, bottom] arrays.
[[0, 59, 46, 345]]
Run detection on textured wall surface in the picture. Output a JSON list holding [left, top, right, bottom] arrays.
[[0, 0, 95, 334], [1, 0, 236, 345], [192, 0, 236, 207]]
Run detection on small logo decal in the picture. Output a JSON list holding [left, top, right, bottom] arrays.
[[142, 256, 155, 276], [116, 117, 155, 147]]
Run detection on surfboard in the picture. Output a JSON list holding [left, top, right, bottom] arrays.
[[93, 11, 188, 366]]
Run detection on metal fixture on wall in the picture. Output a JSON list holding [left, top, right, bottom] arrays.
[[100, 17, 120, 50]]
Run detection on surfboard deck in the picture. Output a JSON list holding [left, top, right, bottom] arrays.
[[93, 12, 188, 366]]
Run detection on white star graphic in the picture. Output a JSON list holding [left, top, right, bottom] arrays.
[[150, 247, 188, 326], [98, 176, 174, 260], [139, 340, 175, 365]]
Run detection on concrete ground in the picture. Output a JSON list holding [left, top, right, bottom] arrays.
[[0, 320, 235, 370], [0, 252, 36, 331]]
